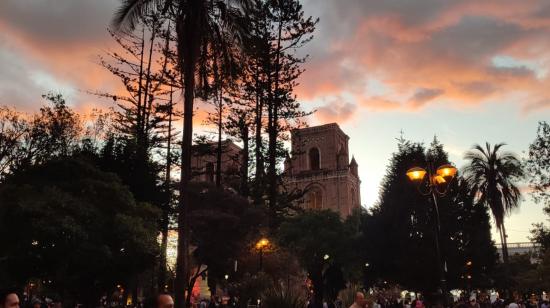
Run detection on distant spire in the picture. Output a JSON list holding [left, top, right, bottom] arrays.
[[284, 151, 292, 175], [350, 155, 358, 177]]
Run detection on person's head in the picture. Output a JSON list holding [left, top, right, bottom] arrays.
[[0, 289, 20, 308], [355, 292, 365, 305], [146, 293, 173, 308], [31, 298, 41, 308]]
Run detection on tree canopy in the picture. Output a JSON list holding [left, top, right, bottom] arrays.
[[525, 121, 550, 210], [361, 137, 496, 292], [278, 210, 352, 306], [0, 158, 159, 305]]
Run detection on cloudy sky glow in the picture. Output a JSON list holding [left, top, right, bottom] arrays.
[[1, 0, 549, 242]]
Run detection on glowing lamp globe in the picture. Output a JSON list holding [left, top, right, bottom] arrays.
[[406, 167, 427, 182], [434, 175, 446, 184], [436, 164, 457, 179], [256, 238, 269, 250]]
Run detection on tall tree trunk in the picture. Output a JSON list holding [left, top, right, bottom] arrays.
[[175, 4, 203, 307], [267, 8, 283, 229], [143, 20, 158, 147], [254, 62, 264, 204], [216, 86, 223, 188], [136, 28, 145, 139], [158, 89, 174, 291], [240, 119, 249, 196], [311, 265, 324, 308], [498, 225, 510, 296], [498, 227, 505, 261], [501, 223, 509, 264]]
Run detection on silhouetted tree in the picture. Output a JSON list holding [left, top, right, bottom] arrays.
[[463, 143, 524, 264], [278, 210, 351, 307], [525, 121, 550, 210], [361, 137, 496, 293], [240, 0, 316, 227], [112, 3, 251, 305], [0, 159, 159, 307]]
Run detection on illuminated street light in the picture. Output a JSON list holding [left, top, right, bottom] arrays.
[[437, 164, 457, 180], [406, 167, 427, 182], [406, 160, 457, 302], [255, 238, 270, 250], [256, 237, 270, 272], [323, 254, 330, 260]]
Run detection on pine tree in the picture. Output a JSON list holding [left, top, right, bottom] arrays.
[[363, 136, 496, 293], [237, 0, 316, 227]]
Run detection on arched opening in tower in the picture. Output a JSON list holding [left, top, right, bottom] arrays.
[[309, 147, 320, 170]]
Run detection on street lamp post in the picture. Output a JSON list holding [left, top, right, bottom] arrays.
[[256, 238, 270, 272], [406, 161, 457, 301]]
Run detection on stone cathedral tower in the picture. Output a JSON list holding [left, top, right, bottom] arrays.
[[283, 123, 361, 217]]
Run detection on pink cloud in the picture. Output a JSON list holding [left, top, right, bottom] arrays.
[[296, 0, 550, 120], [2, 0, 550, 125]]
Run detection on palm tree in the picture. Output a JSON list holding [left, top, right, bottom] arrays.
[[111, 1, 251, 307], [463, 142, 524, 264]]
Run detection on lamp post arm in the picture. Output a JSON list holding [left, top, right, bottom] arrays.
[[416, 180, 433, 196]]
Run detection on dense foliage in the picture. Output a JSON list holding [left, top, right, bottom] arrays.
[[278, 210, 353, 307], [360, 138, 497, 293], [0, 159, 159, 305], [525, 121, 550, 209]]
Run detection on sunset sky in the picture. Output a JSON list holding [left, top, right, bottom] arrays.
[[1, 0, 549, 242]]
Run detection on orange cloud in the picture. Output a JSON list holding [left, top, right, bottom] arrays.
[[296, 0, 550, 120], [2, 0, 550, 127]]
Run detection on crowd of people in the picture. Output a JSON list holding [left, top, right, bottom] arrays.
[[342, 291, 550, 308], [0, 290, 173, 308], [2, 288, 549, 308], [0, 290, 63, 308]]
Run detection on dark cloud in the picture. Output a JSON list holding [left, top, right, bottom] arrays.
[[0, 47, 49, 110], [431, 16, 525, 63], [409, 88, 444, 107], [297, 0, 550, 111], [0, 0, 119, 45], [489, 65, 535, 78], [0, 0, 549, 114], [315, 99, 358, 123], [0, 1, 126, 112], [457, 81, 496, 98]]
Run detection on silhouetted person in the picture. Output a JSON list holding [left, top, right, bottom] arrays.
[[0, 289, 20, 308], [349, 292, 365, 308], [145, 293, 173, 308]]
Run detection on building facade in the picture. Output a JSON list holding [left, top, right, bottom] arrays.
[[191, 140, 242, 186], [283, 123, 361, 217]]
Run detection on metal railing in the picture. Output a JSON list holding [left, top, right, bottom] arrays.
[[494, 242, 541, 249]]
